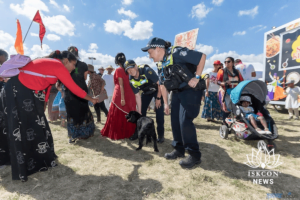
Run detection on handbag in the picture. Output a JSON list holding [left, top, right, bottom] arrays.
[[95, 89, 108, 103], [52, 91, 62, 112]]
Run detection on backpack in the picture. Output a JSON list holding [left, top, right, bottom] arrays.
[[0, 54, 31, 78]]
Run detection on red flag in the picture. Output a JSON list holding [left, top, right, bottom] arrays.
[[14, 19, 24, 55], [33, 10, 46, 48]]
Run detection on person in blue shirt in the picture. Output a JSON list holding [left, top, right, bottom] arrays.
[[124, 60, 169, 143], [141, 37, 206, 168]]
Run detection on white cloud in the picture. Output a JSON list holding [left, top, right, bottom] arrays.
[[46, 34, 61, 41], [122, 0, 133, 5], [233, 31, 246, 36], [238, 6, 258, 18], [212, 0, 224, 6], [104, 19, 153, 40], [30, 44, 52, 59], [249, 25, 267, 33], [30, 32, 39, 37], [118, 8, 138, 19], [49, 0, 59, 8], [190, 3, 213, 20], [0, 0, 3, 4], [88, 43, 98, 53], [280, 5, 288, 10], [43, 14, 75, 36], [10, 0, 75, 37], [83, 23, 96, 29], [10, 0, 49, 19], [0, 30, 15, 49], [63, 4, 70, 12], [104, 19, 131, 35], [195, 44, 214, 55], [249, 25, 263, 30], [79, 50, 115, 70], [204, 51, 263, 70], [134, 56, 156, 68], [123, 20, 153, 40]]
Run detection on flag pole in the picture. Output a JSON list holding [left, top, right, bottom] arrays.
[[22, 11, 37, 43]]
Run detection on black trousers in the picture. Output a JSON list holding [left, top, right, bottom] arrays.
[[94, 102, 108, 121]]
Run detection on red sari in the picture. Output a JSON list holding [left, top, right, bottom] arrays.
[[101, 67, 136, 140]]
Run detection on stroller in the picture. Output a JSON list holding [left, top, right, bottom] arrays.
[[219, 80, 278, 152]]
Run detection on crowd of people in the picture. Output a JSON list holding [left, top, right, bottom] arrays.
[[0, 36, 298, 182]]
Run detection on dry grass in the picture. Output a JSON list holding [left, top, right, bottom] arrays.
[[0, 105, 299, 200]]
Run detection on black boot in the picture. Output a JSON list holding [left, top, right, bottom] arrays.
[[157, 136, 165, 143], [96, 113, 101, 123], [179, 155, 201, 168], [164, 150, 184, 160]]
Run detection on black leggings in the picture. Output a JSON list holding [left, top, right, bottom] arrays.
[[94, 102, 108, 120]]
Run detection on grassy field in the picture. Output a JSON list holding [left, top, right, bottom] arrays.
[[0, 105, 299, 200]]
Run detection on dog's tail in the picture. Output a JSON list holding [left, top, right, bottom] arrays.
[[146, 135, 152, 144]]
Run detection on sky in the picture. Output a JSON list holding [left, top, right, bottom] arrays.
[[0, 0, 299, 73]]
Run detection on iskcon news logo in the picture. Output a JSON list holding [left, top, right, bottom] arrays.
[[244, 141, 283, 185]]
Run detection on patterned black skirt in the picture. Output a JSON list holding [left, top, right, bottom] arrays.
[[0, 76, 57, 181]]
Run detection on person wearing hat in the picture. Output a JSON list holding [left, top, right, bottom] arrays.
[[102, 65, 115, 110], [239, 96, 271, 134], [283, 79, 300, 120], [98, 67, 105, 76], [125, 60, 168, 143], [101, 53, 140, 140], [141, 37, 206, 168], [201, 60, 223, 122], [65, 46, 95, 143], [87, 64, 108, 123], [235, 59, 256, 81]]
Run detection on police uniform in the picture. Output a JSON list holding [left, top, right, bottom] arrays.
[[127, 62, 165, 139], [142, 38, 204, 166], [159, 46, 203, 160]]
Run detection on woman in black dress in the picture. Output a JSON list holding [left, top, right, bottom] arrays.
[[65, 46, 95, 143]]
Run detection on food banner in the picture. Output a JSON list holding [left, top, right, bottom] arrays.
[[174, 28, 199, 50], [264, 18, 300, 102]]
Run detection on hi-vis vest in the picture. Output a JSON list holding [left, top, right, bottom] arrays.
[[130, 65, 153, 91], [157, 46, 179, 70]]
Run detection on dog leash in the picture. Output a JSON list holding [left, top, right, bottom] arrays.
[[112, 101, 129, 114]]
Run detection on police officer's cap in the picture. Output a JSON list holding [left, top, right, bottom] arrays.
[[141, 37, 166, 52], [124, 60, 136, 71]]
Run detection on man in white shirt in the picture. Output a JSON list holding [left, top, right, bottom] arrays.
[[235, 59, 256, 80], [102, 65, 115, 110]]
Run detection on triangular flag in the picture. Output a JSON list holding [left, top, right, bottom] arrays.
[[33, 10, 46, 49], [14, 19, 24, 55]]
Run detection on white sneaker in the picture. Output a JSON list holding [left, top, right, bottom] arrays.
[[295, 117, 299, 120], [288, 116, 293, 120], [264, 130, 272, 135]]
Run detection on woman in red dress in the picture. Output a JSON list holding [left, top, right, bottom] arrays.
[[101, 53, 141, 140]]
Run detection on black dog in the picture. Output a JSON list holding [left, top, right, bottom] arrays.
[[126, 111, 159, 152]]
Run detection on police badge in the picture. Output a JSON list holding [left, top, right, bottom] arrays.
[[180, 50, 187, 56]]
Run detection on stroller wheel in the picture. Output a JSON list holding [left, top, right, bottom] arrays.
[[257, 140, 267, 150], [219, 125, 229, 139]]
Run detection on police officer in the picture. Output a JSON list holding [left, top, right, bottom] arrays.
[[141, 37, 206, 168], [124, 60, 169, 143]]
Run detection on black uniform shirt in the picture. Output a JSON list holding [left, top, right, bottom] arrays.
[[129, 65, 159, 94]]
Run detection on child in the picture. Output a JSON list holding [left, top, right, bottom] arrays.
[[284, 80, 300, 120], [239, 96, 272, 134]]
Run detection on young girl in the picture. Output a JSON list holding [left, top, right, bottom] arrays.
[[284, 80, 300, 120], [239, 96, 272, 134]]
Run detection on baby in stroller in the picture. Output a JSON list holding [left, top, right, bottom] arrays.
[[239, 96, 271, 135]]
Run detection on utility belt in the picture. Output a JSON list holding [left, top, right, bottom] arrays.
[[162, 64, 208, 92], [140, 83, 158, 95]]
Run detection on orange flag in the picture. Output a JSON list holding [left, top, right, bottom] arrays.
[[14, 19, 24, 55]]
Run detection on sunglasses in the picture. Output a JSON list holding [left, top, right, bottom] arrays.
[[224, 61, 231, 63]]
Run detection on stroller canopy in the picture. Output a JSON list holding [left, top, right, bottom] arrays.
[[230, 80, 268, 104]]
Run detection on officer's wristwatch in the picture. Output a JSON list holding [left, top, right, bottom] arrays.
[[156, 97, 161, 100], [195, 75, 200, 79]]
